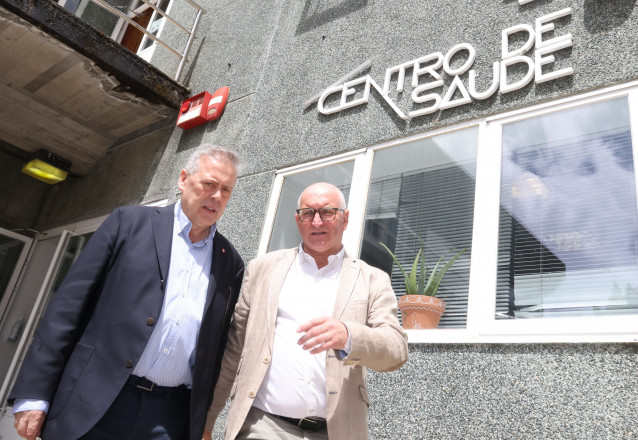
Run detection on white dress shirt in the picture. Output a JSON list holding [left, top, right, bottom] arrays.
[[253, 244, 345, 420], [131, 202, 213, 386], [13, 203, 213, 414]]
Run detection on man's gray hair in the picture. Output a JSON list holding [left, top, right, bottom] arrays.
[[183, 144, 240, 175]]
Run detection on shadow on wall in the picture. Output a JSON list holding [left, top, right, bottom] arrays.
[[181, 36, 206, 86], [584, 0, 636, 32], [295, 0, 368, 36]]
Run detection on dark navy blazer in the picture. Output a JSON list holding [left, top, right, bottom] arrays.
[[9, 204, 244, 440]]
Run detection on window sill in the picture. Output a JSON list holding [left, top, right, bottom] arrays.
[[406, 315, 638, 344]]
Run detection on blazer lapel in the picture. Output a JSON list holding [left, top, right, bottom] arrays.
[[151, 204, 174, 290], [332, 253, 359, 319]]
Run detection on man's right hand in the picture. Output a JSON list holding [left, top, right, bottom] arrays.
[[14, 410, 45, 440]]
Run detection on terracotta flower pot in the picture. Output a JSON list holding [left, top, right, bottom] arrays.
[[397, 295, 445, 329]]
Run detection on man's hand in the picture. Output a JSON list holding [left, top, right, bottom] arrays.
[[297, 316, 348, 354], [202, 430, 212, 440], [14, 410, 45, 440]]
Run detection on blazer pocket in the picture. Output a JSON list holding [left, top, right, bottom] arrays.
[[48, 342, 95, 420]]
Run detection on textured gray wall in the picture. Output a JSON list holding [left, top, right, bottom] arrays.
[[367, 343, 637, 439], [167, 0, 638, 177]]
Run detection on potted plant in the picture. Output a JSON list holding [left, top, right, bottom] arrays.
[[380, 241, 466, 329]]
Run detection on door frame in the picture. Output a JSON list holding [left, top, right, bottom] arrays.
[[0, 231, 72, 409], [0, 214, 108, 410], [0, 229, 32, 341]]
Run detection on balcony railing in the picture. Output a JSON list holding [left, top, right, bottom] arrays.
[[84, 0, 204, 82]]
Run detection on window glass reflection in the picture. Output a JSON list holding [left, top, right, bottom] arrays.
[[497, 97, 638, 318]]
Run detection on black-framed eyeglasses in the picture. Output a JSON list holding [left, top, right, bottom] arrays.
[[296, 207, 344, 222]]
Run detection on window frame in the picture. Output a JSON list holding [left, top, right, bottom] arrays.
[[260, 80, 638, 344]]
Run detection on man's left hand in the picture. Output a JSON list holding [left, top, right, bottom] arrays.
[[297, 317, 348, 354]]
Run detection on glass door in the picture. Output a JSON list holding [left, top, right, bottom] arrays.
[[0, 231, 96, 409], [0, 214, 107, 434], [0, 231, 72, 409], [0, 229, 31, 328]]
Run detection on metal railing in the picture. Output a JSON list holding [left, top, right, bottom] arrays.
[[89, 0, 205, 82]]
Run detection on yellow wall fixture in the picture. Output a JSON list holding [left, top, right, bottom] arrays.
[[21, 150, 71, 184]]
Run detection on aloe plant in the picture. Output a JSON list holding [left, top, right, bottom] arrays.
[[379, 241, 466, 296]]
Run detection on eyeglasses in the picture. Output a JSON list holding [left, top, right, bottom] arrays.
[[296, 207, 344, 222]]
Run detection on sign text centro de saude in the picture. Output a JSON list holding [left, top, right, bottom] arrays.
[[316, 8, 573, 121]]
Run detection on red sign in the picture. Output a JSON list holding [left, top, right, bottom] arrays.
[[177, 86, 229, 129]]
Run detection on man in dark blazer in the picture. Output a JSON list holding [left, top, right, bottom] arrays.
[[8, 144, 245, 440]]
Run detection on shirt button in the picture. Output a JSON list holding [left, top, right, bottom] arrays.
[[163, 349, 168, 354], [248, 390, 256, 398], [146, 318, 155, 326], [263, 356, 271, 364], [126, 360, 133, 368]]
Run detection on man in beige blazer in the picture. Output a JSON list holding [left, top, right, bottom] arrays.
[[203, 182, 408, 440]]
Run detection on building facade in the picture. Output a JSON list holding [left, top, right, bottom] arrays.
[[1, 0, 637, 438]]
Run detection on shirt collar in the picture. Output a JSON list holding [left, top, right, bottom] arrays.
[[175, 202, 216, 246], [297, 243, 345, 275]]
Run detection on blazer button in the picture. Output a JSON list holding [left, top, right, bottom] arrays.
[[126, 360, 133, 368], [248, 390, 256, 398], [263, 356, 271, 364], [146, 318, 155, 326]]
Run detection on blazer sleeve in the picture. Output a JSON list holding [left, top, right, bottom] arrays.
[[342, 268, 408, 373], [8, 208, 123, 403]]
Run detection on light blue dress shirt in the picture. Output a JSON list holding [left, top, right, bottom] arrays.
[[14, 203, 214, 414]]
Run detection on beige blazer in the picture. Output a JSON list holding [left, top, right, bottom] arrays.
[[205, 248, 408, 440]]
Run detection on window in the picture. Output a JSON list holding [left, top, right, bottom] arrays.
[[360, 129, 478, 328], [74, 0, 129, 37], [496, 97, 638, 319], [262, 82, 638, 342], [72, 0, 174, 59]]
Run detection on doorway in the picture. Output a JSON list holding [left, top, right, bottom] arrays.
[[0, 219, 103, 419]]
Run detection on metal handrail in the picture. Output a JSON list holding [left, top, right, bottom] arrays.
[[88, 0, 205, 82], [138, 0, 190, 34]]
